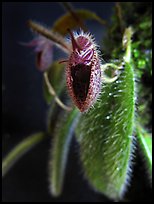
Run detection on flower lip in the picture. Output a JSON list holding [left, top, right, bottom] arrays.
[[71, 63, 91, 102]]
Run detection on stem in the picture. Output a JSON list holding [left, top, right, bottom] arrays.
[[2, 132, 46, 177], [59, 2, 88, 32], [115, 2, 125, 34], [43, 72, 72, 111], [28, 20, 71, 54]]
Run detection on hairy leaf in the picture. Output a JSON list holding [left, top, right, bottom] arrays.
[[76, 61, 135, 200], [49, 108, 80, 196]]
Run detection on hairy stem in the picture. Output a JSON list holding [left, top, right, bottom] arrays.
[[28, 20, 71, 53]]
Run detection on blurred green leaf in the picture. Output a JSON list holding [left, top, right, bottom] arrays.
[[2, 132, 46, 177], [76, 61, 135, 200], [49, 108, 80, 196], [52, 9, 106, 36], [136, 124, 152, 178]]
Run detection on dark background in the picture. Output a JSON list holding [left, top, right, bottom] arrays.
[[2, 2, 152, 202]]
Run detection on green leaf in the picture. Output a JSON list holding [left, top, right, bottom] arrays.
[[136, 124, 152, 178], [2, 132, 46, 177], [76, 61, 135, 200], [46, 101, 60, 134], [52, 9, 106, 36], [43, 61, 65, 104], [49, 108, 80, 196]]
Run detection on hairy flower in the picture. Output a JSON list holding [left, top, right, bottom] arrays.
[[66, 30, 101, 112]]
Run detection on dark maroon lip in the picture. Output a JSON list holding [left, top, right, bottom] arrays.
[[71, 63, 91, 103]]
